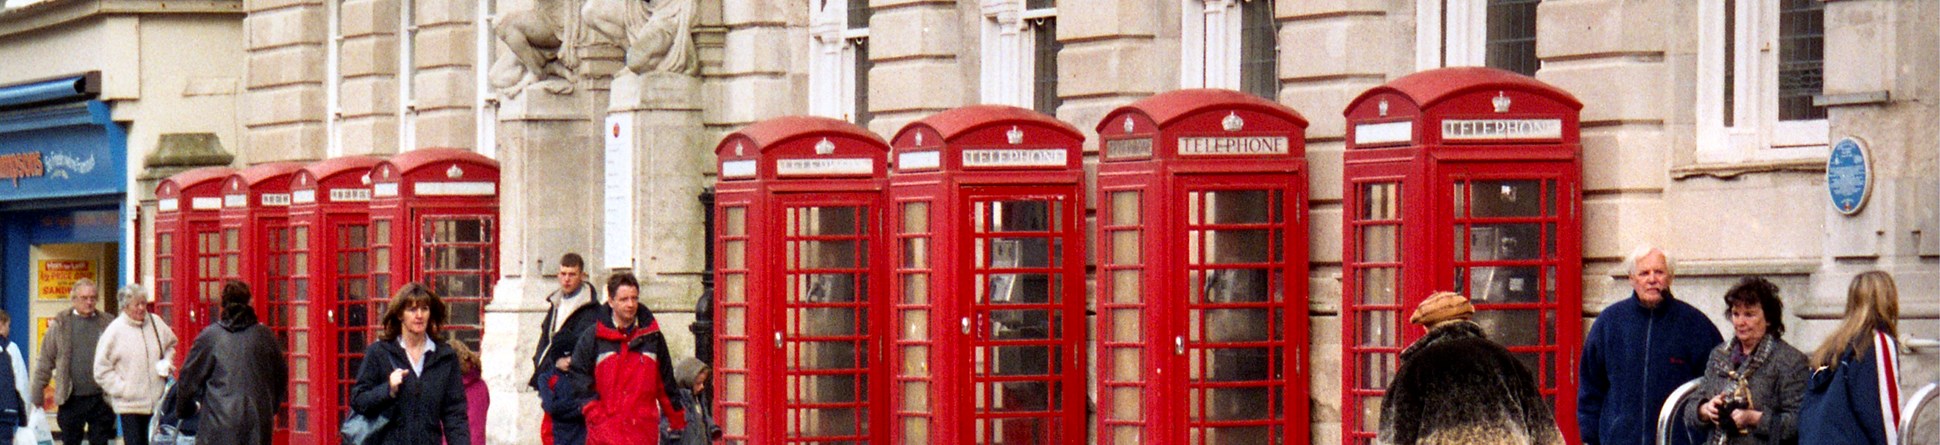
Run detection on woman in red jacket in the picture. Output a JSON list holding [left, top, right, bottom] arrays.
[[567, 273, 686, 445]]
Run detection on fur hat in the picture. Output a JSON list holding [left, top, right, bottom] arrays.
[[674, 356, 709, 388], [1409, 292, 1474, 328]]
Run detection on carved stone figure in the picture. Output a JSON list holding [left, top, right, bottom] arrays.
[[580, 0, 699, 76], [491, 0, 584, 96]]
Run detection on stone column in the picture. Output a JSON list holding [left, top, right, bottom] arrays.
[[482, 89, 600, 445], [607, 71, 709, 358]]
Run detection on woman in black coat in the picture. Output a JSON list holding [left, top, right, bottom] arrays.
[[349, 283, 469, 445]]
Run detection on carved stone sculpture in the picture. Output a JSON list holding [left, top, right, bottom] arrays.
[[491, 0, 585, 96], [580, 0, 699, 76]]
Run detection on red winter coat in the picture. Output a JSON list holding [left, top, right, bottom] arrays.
[[569, 316, 686, 445]]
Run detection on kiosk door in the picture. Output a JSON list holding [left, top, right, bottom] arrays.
[[779, 193, 880, 444], [1441, 162, 1578, 414], [415, 211, 494, 347], [1173, 178, 1301, 445], [284, 223, 320, 440], [963, 188, 1082, 445], [333, 220, 380, 428]]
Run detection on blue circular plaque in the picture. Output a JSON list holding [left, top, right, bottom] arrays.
[[1826, 137, 1871, 215]]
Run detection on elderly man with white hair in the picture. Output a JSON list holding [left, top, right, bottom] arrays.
[[1576, 247, 1724, 445], [93, 284, 178, 445]]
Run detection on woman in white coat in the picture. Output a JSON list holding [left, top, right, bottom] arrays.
[[92, 285, 177, 445]]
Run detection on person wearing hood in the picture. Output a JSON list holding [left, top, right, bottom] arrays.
[[1376, 292, 1566, 445], [91, 285, 178, 445], [661, 357, 720, 445], [566, 272, 686, 445], [349, 283, 469, 445], [173, 281, 288, 445]]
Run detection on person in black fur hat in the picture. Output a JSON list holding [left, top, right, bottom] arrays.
[[1376, 292, 1565, 445]]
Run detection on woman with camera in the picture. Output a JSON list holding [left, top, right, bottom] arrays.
[[1681, 277, 1809, 445]]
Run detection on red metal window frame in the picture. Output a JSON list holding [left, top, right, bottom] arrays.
[[776, 194, 882, 444], [1340, 166, 1416, 445], [715, 200, 756, 444], [1095, 182, 1149, 445], [414, 212, 495, 349], [889, 196, 936, 445], [960, 188, 1085, 445]]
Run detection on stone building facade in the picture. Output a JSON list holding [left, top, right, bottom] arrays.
[[10, 0, 1928, 443]]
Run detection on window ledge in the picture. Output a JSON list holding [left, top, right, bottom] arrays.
[[1670, 158, 1825, 180], [1814, 91, 1890, 107]]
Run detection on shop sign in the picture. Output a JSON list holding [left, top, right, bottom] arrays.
[[0, 151, 44, 186], [777, 158, 873, 176], [962, 149, 1065, 168], [1177, 136, 1289, 156], [1440, 119, 1563, 141], [1827, 137, 1871, 215], [37, 259, 94, 300], [1105, 138, 1153, 160]]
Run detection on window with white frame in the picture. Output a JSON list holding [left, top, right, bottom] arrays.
[[474, 0, 497, 158], [1698, 0, 1826, 162], [811, 0, 871, 126], [399, 0, 419, 150], [1417, 0, 1540, 76], [980, 0, 1061, 113], [326, 0, 343, 157], [1182, 0, 1277, 97]]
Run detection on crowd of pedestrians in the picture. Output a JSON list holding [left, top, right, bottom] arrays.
[[1378, 246, 1911, 445]]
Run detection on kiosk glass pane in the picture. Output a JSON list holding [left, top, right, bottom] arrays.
[[782, 204, 871, 441], [1184, 185, 1286, 444]]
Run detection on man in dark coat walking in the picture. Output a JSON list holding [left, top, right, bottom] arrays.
[[1378, 292, 1565, 445], [532, 253, 601, 445], [174, 281, 288, 445]]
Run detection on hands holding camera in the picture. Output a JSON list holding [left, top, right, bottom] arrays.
[[1698, 391, 1762, 435]]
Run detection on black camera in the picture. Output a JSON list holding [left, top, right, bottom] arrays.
[[1717, 394, 1751, 436]]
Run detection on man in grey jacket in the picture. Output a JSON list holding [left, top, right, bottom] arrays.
[[30, 278, 115, 445]]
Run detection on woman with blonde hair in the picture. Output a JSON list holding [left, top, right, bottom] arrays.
[[1798, 271, 1902, 445]]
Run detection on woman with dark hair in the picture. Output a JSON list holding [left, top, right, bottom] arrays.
[[1799, 271, 1902, 445], [349, 283, 469, 445], [1680, 277, 1808, 445]]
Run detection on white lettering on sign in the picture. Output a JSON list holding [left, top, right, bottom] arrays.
[[1105, 138, 1153, 159], [962, 149, 1066, 168], [1177, 136, 1289, 156], [158, 198, 178, 212], [330, 188, 372, 202], [1353, 121, 1414, 146], [223, 194, 246, 208], [416, 181, 497, 196], [1440, 119, 1563, 141], [897, 151, 940, 171], [260, 194, 292, 207], [292, 190, 316, 205], [776, 158, 873, 176], [190, 197, 222, 210], [721, 160, 757, 178], [373, 183, 400, 198]]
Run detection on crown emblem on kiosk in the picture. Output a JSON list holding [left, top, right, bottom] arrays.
[[914, 132, 924, 146], [1493, 91, 1512, 113], [1007, 126, 1024, 145], [735, 142, 745, 156], [360, 173, 370, 185], [815, 138, 836, 155], [447, 165, 465, 179], [1222, 112, 1245, 132], [1378, 99, 1390, 117], [1123, 117, 1135, 134]]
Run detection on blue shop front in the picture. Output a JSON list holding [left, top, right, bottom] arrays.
[[0, 73, 130, 350]]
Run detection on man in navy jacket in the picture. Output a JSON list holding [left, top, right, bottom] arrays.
[[1578, 247, 1722, 445]]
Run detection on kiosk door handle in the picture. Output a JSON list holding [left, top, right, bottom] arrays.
[[961, 317, 972, 335], [328, 309, 335, 324], [774, 332, 783, 350], [1174, 336, 1185, 356]]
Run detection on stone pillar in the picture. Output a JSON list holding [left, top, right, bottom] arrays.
[[607, 71, 708, 358], [482, 89, 600, 445]]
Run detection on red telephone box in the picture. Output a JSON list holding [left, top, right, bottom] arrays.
[[1339, 66, 1583, 444], [885, 105, 1087, 445], [214, 161, 304, 443], [369, 148, 498, 349], [154, 166, 236, 361], [287, 155, 383, 445], [713, 116, 890, 444], [1093, 89, 1311, 445]]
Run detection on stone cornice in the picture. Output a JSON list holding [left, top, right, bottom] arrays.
[[0, 0, 243, 38]]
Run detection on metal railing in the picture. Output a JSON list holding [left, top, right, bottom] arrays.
[[1657, 378, 1704, 445], [1904, 382, 1939, 445]]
